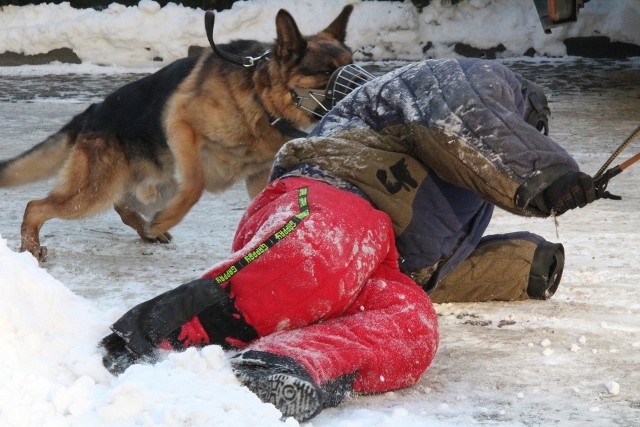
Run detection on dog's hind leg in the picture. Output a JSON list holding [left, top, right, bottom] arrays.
[[20, 136, 128, 262], [114, 204, 172, 243]]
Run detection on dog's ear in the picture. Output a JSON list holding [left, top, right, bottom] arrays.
[[275, 9, 307, 61], [321, 5, 353, 42]]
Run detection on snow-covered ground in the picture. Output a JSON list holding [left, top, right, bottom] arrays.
[[0, 0, 639, 67], [1, 1, 640, 426]]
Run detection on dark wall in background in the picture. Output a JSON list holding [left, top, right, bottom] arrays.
[[0, 0, 449, 11], [0, 1, 236, 10]]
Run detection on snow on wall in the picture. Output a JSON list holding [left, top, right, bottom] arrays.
[[0, 0, 638, 67]]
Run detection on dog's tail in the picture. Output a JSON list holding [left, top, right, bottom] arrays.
[[0, 105, 92, 187]]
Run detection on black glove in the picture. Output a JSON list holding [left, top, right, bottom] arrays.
[[541, 171, 597, 215], [100, 332, 139, 375]]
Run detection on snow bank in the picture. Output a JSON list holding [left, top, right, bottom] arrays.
[[0, 0, 638, 67]]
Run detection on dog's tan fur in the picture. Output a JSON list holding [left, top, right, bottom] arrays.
[[0, 6, 354, 261]]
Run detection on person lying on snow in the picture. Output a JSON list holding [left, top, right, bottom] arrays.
[[100, 58, 603, 422]]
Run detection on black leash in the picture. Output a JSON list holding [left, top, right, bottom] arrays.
[[204, 10, 270, 68], [203, 10, 307, 139], [593, 124, 640, 200]]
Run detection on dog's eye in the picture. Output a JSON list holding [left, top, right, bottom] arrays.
[[321, 68, 338, 77]]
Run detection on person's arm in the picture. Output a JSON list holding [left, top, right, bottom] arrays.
[[309, 59, 597, 216], [389, 59, 591, 216]]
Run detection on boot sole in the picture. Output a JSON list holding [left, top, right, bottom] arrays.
[[254, 373, 322, 422]]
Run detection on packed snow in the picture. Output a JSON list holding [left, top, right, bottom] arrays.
[[0, 0, 638, 67], [1, 1, 639, 426]]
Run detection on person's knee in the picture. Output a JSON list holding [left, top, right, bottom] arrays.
[[415, 293, 440, 366], [395, 284, 440, 374], [527, 241, 565, 300]]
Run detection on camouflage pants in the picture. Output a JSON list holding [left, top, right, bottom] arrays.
[[429, 232, 564, 303]]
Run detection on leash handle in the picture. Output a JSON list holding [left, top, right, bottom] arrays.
[[593, 165, 623, 200], [593, 150, 639, 201], [594, 124, 640, 179], [204, 11, 270, 68], [617, 150, 640, 172], [591, 125, 640, 200]]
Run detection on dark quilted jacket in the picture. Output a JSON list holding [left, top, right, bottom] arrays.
[[272, 59, 579, 291]]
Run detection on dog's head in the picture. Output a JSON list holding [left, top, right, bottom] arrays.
[[257, 5, 354, 127]]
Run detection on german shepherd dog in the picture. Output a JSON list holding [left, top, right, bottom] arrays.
[[0, 6, 354, 262]]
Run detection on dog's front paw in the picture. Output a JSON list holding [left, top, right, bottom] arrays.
[[142, 222, 173, 244], [144, 231, 173, 244]]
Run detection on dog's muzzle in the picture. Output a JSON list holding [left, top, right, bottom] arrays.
[[291, 64, 375, 119]]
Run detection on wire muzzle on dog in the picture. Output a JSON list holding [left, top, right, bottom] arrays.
[[291, 64, 375, 119]]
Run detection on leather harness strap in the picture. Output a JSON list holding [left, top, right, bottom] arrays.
[[205, 10, 309, 139]]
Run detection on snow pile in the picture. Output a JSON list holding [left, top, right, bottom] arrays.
[[0, 237, 295, 427], [0, 0, 638, 67]]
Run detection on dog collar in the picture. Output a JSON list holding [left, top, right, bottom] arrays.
[[267, 115, 308, 139]]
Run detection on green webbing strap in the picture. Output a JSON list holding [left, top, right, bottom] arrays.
[[213, 187, 310, 284]]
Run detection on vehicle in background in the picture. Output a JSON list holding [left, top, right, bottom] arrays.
[[533, 0, 589, 32]]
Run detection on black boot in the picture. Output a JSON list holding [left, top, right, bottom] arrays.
[[527, 242, 565, 300], [230, 350, 354, 422]]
